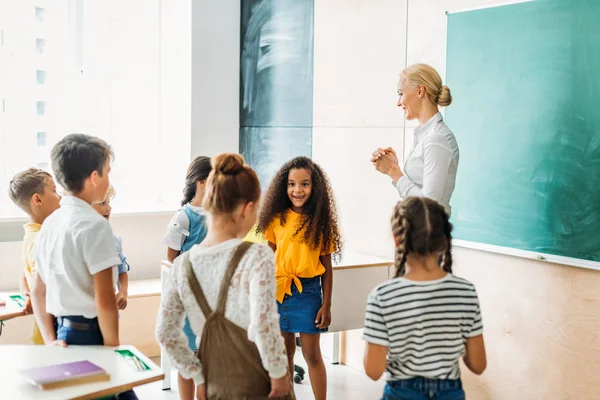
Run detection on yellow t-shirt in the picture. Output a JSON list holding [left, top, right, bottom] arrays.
[[264, 210, 333, 303], [22, 223, 44, 345]]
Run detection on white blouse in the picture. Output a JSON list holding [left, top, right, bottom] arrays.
[[155, 239, 288, 385], [395, 112, 459, 214]]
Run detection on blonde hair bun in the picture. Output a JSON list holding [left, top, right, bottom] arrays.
[[401, 63, 452, 107], [437, 85, 452, 107], [212, 153, 245, 176]]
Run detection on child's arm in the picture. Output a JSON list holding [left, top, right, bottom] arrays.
[[316, 254, 333, 329], [30, 273, 64, 346], [155, 258, 204, 387], [463, 334, 487, 375], [20, 272, 30, 295], [20, 273, 33, 314], [116, 272, 129, 310], [163, 211, 189, 263], [363, 342, 388, 380], [363, 287, 389, 380], [93, 268, 119, 346], [167, 248, 180, 264], [267, 241, 276, 252], [247, 246, 289, 396]]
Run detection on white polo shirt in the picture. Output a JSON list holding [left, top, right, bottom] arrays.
[[34, 196, 120, 318]]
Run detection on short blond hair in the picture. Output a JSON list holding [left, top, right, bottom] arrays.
[[8, 168, 52, 212], [401, 63, 452, 107], [103, 185, 116, 202]]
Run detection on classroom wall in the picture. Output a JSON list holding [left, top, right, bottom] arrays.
[[340, 1, 600, 399], [311, 0, 407, 259], [2, 3, 599, 398]]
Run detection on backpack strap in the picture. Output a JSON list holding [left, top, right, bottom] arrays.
[[183, 251, 213, 318], [216, 242, 253, 314]]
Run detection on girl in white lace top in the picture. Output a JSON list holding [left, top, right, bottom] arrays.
[[155, 154, 290, 400]]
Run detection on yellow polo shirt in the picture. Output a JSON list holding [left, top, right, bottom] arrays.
[[22, 223, 44, 344], [264, 210, 334, 303]]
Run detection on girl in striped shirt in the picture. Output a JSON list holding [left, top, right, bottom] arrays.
[[363, 197, 487, 400]]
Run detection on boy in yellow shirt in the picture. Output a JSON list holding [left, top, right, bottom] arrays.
[[8, 168, 61, 344]]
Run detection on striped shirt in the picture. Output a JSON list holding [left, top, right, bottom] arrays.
[[363, 274, 483, 380]]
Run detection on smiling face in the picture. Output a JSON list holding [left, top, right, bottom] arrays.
[[287, 168, 312, 212], [397, 76, 422, 121]]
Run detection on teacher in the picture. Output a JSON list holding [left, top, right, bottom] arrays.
[[371, 63, 459, 214]]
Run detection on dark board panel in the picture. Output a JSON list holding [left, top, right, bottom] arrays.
[[446, 0, 600, 263]]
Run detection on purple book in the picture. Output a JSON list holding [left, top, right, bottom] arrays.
[[20, 360, 109, 389]]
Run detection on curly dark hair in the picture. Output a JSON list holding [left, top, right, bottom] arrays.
[[257, 156, 343, 261]]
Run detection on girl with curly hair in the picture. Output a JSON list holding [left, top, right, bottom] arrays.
[[257, 156, 342, 400]]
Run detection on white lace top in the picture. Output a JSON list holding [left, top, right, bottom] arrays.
[[155, 239, 288, 385]]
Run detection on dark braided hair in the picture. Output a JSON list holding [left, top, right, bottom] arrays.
[[181, 156, 212, 206], [391, 197, 453, 278], [257, 156, 343, 262]]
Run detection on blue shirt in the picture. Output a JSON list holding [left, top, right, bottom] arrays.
[[180, 204, 208, 253], [114, 234, 130, 275]]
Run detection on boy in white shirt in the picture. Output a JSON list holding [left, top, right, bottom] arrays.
[[30, 134, 137, 399]]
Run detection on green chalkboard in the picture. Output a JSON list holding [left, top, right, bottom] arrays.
[[445, 0, 600, 264]]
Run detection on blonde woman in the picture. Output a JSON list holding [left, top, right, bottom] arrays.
[[371, 63, 459, 215]]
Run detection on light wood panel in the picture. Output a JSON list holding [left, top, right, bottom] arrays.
[[118, 296, 161, 357], [454, 247, 600, 399]]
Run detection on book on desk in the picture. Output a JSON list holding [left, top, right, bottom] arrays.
[[19, 360, 110, 390]]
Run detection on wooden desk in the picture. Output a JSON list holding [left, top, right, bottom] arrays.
[[158, 250, 392, 389], [0, 292, 26, 321], [0, 345, 164, 400]]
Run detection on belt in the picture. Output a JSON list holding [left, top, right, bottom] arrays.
[[57, 317, 100, 331]]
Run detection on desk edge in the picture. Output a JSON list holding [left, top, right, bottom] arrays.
[[72, 373, 165, 400]]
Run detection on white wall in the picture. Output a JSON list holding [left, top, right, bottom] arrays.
[[0, 213, 170, 291], [191, 0, 240, 157], [312, 0, 408, 260]]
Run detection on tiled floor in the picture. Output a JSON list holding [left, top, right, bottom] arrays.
[[135, 355, 385, 399]]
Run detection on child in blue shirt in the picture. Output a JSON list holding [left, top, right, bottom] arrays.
[[93, 185, 130, 309]]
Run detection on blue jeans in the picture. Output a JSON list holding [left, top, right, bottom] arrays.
[[56, 316, 139, 400], [382, 378, 465, 400]]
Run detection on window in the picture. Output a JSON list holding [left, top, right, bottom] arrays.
[[35, 7, 46, 22], [36, 101, 46, 116], [35, 38, 46, 54], [37, 132, 48, 146], [36, 70, 46, 84], [0, 0, 190, 219]]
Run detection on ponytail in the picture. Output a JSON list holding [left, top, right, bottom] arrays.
[[181, 156, 212, 206]]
